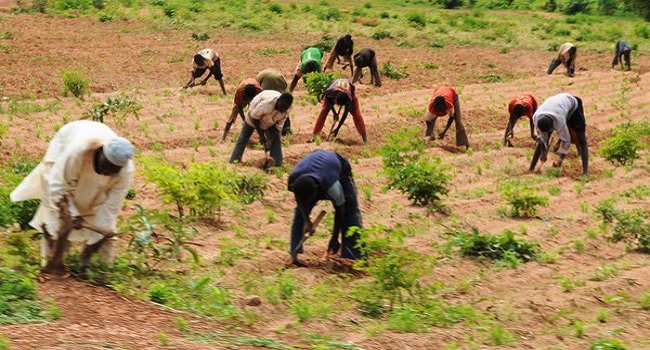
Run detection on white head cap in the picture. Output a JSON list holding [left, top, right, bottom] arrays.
[[103, 137, 134, 167]]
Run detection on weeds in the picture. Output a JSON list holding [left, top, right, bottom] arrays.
[[444, 227, 540, 266], [380, 62, 409, 80]]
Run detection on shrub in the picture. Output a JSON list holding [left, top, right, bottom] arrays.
[[500, 180, 549, 218], [407, 12, 426, 27], [381, 128, 451, 210], [0, 159, 39, 229], [316, 7, 342, 21], [304, 72, 339, 102], [608, 208, 650, 253], [61, 69, 91, 98], [307, 35, 335, 53], [352, 225, 429, 310], [84, 93, 142, 125], [190, 32, 210, 41], [142, 158, 222, 220], [599, 121, 649, 166], [380, 62, 409, 80], [634, 24, 650, 39], [123, 206, 201, 270], [371, 29, 393, 40], [268, 3, 282, 13], [439, 0, 463, 9], [445, 227, 540, 264], [564, 0, 591, 15], [598, 0, 617, 15]]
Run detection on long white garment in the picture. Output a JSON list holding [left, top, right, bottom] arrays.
[[10, 120, 134, 245]]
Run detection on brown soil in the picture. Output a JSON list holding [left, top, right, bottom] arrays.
[[1, 10, 649, 350]]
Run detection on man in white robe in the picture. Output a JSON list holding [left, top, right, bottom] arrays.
[[10, 120, 135, 272]]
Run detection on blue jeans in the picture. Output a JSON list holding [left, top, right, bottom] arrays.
[[229, 123, 283, 167], [290, 176, 362, 260]]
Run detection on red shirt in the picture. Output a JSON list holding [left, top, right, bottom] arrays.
[[428, 86, 456, 116], [233, 78, 263, 107], [508, 94, 537, 120]]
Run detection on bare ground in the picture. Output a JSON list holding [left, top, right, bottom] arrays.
[[0, 9, 649, 350]]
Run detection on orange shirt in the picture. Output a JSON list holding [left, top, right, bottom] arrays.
[[508, 94, 537, 120], [428, 86, 456, 116], [233, 78, 263, 107]]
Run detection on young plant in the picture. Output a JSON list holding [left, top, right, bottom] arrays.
[[84, 92, 142, 125], [500, 179, 549, 218], [61, 69, 91, 98], [381, 127, 452, 210], [599, 120, 650, 166], [352, 224, 429, 311], [444, 227, 540, 264], [304, 71, 340, 102]]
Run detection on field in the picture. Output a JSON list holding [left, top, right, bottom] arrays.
[[0, 1, 649, 349]]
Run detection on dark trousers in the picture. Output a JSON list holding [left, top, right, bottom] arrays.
[[229, 123, 283, 167], [290, 177, 362, 260]]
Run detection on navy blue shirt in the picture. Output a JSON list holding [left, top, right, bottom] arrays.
[[288, 150, 349, 206]]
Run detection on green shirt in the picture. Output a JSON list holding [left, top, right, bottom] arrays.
[[300, 47, 323, 74]]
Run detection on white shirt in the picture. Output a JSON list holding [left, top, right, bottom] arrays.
[[245, 90, 290, 131], [10, 120, 134, 244], [533, 93, 579, 155]]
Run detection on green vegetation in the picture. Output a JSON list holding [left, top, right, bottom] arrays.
[[596, 198, 650, 252], [444, 227, 540, 267], [61, 69, 91, 99], [84, 92, 142, 125], [500, 179, 549, 218], [381, 127, 452, 211], [590, 338, 628, 350], [599, 120, 650, 166], [304, 71, 340, 103], [0, 158, 39, 229], [140, 157, 266, 221], [0, 231, 43, 324]]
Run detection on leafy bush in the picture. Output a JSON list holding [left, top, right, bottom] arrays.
[[380, 62, 409, 80], [634, 23, 650, 39], [439, 0, 464, 9], [0, 233, 42, 324], [564, 0, 591, 15], [123, 206, 201, 270], [371, 29, 393, 40], [599, 121, 649, 166], [500, 180, 549, 218], [0, 159, 39, 229], [407, 12, 426, 27], [268, 3, 282, 13], [61, 69, 91, 99], [381, 128, 452, 210], [352, 225, 429, 311], [316, 7, 342, 21], [445, 227, 540, 264], [304, 72, 339, 102], [141, 157, 265, 220], [598, 0, 618, 15], [608, 208, 649, 253], [308, 35, 335, 53], [84, 93, 142, 125], [190, 32, 210, 41]]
